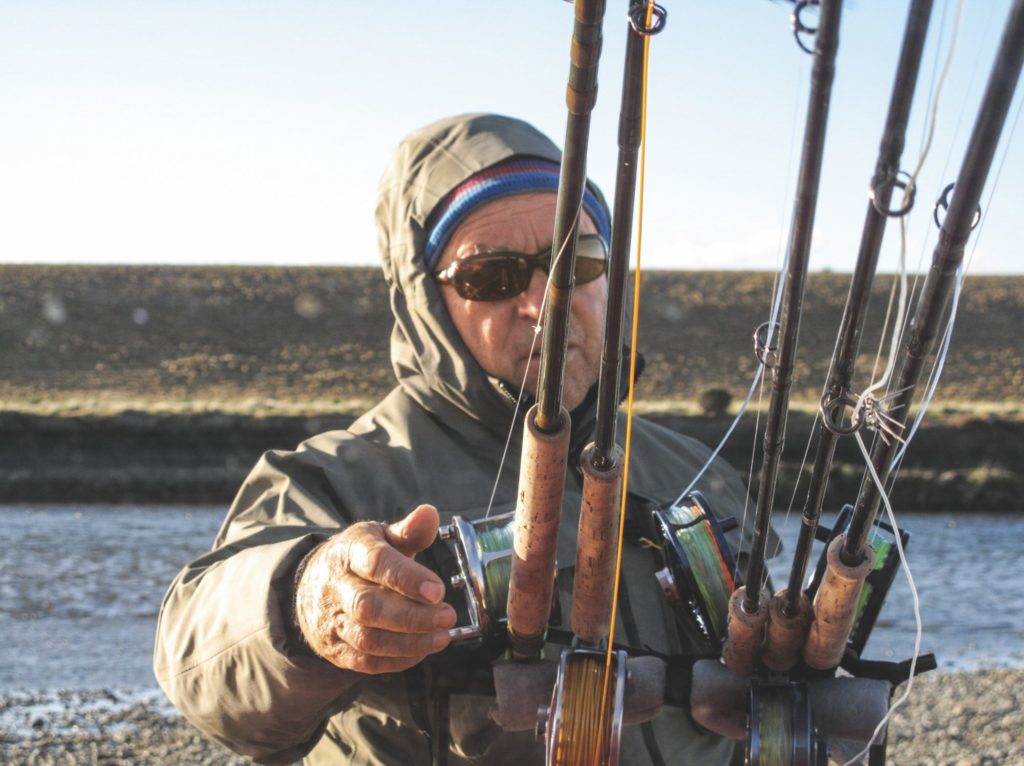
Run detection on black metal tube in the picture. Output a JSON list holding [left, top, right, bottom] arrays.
[[536, 0, 607, 432], [592, 2, 651, 468], [743, 0, 844, 613], [783, 0, 934, 616], [844, 0, 1024, 561]]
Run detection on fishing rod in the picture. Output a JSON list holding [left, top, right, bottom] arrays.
[[430, 3, 613, 761], [506, 0, 607, 662], [572, 0, 662, 646], [828, 0, 1024, 626], [542, 5, 667, 764], [843, 0, 1024, 558], [722, 0, 844, 677], [762, 0, 936, 674]]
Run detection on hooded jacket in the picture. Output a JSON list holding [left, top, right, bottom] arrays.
[[154, 113, 765, 765]]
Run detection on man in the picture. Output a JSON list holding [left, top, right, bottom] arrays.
[[155, 112, 758, 765]]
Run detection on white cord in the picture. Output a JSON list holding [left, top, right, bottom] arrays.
[[841, 431, 923, 766], [484, 199, 584, 519]]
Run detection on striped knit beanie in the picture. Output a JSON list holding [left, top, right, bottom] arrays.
[[423, 158, 611, 270]]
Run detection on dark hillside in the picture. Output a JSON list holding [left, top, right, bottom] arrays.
[[2, 265, 1021, 408]]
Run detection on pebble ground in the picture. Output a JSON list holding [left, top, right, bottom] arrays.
[[1, 669, 1020, 765]]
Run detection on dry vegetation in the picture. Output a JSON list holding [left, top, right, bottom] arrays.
[[1, 265, 1021, 416]]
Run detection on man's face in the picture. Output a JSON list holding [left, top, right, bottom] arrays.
[[434, 191, 608, 411]]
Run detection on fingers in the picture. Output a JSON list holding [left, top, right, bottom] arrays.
[[294, 509, 459, 674], [337, 570, 455, 635], [299, 570, 455, 674], [340, 517, 445, 605], [385, 504, 440, 558]]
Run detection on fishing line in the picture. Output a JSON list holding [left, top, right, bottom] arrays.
[[771, 408, 822, 563], [672, 52, 807, 512], [739, 385, 767, 579], [884, 0, 1018, 492], [884, 0, 1011, 471], [869, 0, 967, 393], [856, 0, 965, 437], [895, 0, 990, 354], [687, 48, 807, 582], [916, 0, 950, 157], [892, 84, 1023, 472], [889, 262, 963, 475], [484, 200, 588, 520], [597, 5, 656, 756], [663, 501, 735, 638], [760, 44, 836, 566], [861, 7, 948, 390], [554, 652, 619, 766], [842, 8, 988, 751], [841, 429, 924, 766]]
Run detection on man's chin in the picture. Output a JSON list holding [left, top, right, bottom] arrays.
[[506, 361, 596, 412]]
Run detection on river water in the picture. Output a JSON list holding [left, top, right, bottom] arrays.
[[0, 505, 1021, 692]]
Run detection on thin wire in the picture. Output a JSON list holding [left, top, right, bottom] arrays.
[[916, 0, 950, 155], [842, 9, 991, 761], [597, 6, 654, 760], [856, 0, 965, 420], [887, 2, 1014, 499], [706, 54, 805, 582], [841, 430, 923, 766], [484, 200, 586, 519], [771, 409, 822, 562], [869, 0, 966, 396], [673, 46, 805, 538], [893, 85, 1023, 470], [898, 0, 993, 352]]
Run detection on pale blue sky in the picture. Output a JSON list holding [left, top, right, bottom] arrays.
[[2, 1, 1020, 272]]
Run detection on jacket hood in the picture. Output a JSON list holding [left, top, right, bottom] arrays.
[[374, 112, 611, 437]]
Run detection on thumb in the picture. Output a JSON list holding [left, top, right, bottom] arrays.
[[385, 504, 440, 557]]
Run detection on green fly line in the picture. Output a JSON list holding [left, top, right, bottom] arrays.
[[477, 518, 516, 618], [756, 686, 795, 766], [664, 503, 735, 640], [850, 529, 892, 637]]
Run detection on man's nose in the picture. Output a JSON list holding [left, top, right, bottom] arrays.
[[517, 268, 548, 320]]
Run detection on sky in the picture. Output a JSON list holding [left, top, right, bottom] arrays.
[[2, 0, 1021, 273]]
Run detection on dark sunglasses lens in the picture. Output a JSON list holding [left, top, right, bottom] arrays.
[[454, 255, 531, 301], [574, 237, 607, 284]]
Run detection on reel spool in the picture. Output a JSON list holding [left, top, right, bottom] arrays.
[[538, 647, 627, 766], [439, 512, 518, 642], [806, 506, 910, 658], [652, 492, 739, 652], [746, 681, 827, 766]]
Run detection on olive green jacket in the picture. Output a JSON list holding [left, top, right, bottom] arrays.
[[154, 113, 765, 765]]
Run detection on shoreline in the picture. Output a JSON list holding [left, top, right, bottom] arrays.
[[3, 408, 1021, 509], [2, 669, 1020, 765]]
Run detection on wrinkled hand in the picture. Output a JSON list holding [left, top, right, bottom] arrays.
[[295, 504, 456, 673]]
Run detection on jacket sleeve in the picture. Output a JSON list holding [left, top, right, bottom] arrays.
[[152, 440, 387, 764]]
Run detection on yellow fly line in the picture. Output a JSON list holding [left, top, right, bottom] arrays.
[[594, 2, 658, 762]]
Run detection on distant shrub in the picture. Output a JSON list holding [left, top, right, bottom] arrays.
[[699, 387, 732, 417]]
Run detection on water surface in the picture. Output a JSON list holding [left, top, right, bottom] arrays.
[[0, 505, 1020, 691]]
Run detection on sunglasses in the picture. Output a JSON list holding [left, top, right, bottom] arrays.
[[433, 234, 608, 302]]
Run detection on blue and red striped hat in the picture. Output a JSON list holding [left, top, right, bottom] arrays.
[[423, 158, 611, 270]]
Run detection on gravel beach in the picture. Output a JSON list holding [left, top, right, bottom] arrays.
[[1, 669, 1020, 765]]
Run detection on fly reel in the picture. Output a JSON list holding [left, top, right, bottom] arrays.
[[538, 647, 627, 766], [746, 681, 827, 766], [439, 512, 519, 643], [652, 491, 739, 653], [806, 505, 910, 658]]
